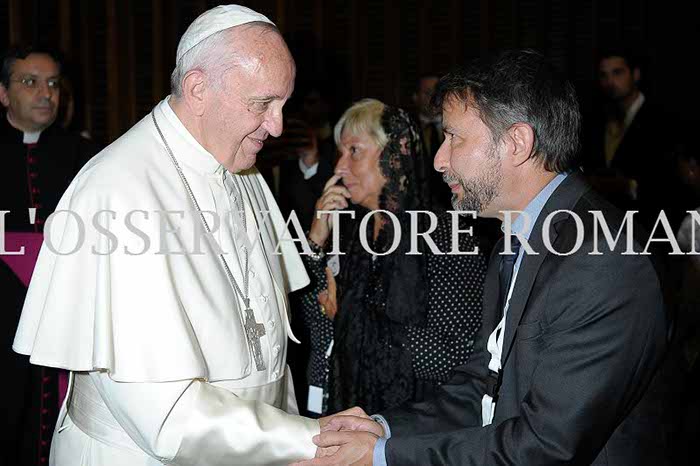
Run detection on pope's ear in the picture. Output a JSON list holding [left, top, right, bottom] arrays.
[[507, 122, 536, 167], [180, 69, 207, 116]]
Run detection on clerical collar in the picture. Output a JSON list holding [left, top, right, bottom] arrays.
[[156, 96, 221, 175], [5, 113, 42, 144], [23, 131, 41, 144]]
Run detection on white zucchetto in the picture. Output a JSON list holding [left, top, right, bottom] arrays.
[[176, 4, 275, 63]]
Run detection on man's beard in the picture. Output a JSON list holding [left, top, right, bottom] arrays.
[[444, 144, 502, 213]]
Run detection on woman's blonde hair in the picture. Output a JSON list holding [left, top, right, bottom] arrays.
[[333, 98, 389, 149]]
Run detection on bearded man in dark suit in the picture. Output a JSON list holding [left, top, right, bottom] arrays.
[[298, 49, 668, 466]]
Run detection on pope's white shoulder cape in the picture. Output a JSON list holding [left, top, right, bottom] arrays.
[[13, 102, 309, 383]]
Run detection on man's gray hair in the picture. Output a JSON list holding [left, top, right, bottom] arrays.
[[170, 21, 277, 97]]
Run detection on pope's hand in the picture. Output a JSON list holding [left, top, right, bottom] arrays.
[[290, 430, 377, 466]]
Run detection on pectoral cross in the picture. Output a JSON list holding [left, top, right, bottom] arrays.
[[244, 301, 266, 371]]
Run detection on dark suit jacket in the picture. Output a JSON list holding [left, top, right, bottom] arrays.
[[1, 114, 98, 465], [277, 141, 335, 232], [382, 173, 667, 465], [582, 101, 679, 228], [0, 114, 98, 231], [584, 101, 661, 179]]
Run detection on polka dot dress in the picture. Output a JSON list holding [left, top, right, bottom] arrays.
[[300, 212, 487, 411], [300, 253, 335, 390], [407, 214, 487, 381]]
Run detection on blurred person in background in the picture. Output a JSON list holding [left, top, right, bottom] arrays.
[[413, 73, 452, 211], [277, 83, 336, 231], [0, 44, 97, 466], [273, 83, 336, 415], [583, 48, 679, 230]]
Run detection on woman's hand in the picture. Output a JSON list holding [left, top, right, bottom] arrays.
[[318, 267, 338, 320], [308, 174, 351, 247]]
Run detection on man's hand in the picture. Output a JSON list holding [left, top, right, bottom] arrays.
[[291, 431, 377, 466], [322, 414, 384, 438], [305, 407, 382, 464], [319, 406, 370, 431]]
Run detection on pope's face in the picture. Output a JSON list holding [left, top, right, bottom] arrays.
[[0, 53, 61, 132], [203, 29, 295, 173]]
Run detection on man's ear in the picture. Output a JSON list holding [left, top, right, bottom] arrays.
[[633, 67, 641, 84], [688, 159, 699, 183], [180, 70, 207, 116], [0, 83, 10, 107], [506, 122, 536, 167]]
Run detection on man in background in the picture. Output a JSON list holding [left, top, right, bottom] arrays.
[[0, 45, 97, 466], [275, 83, 336, 416], [277, 84, 336, 231], [583, 48, 676, 229], [413, 74, 452, 210]]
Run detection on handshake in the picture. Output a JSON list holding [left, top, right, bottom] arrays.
[[291, 407, 385, 466]]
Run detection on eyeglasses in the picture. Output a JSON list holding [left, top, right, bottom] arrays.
[[10, 77, 61, 90]]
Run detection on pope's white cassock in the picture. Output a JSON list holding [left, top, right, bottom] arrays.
[[13, 98, 319, 465]]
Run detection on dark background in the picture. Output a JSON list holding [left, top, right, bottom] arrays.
[[1, 0, 698, 146]]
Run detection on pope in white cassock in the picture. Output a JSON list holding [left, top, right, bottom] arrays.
[[12, 5, 337, 465]]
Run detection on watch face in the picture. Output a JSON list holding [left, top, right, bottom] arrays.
[[327, 254, 340, 277]]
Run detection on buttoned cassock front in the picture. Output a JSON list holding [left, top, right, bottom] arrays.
[[13, 98, 319, 465]]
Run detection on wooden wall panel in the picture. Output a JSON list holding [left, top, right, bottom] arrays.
[[0, 3, 8, 53], [398, 0, 419, 106], [364, 0, 386, 99], [460, 1, 482, 61], [427, 1, 456, 78], [7, 0, 26, 45], [1, 0, 697, 144], [105, 0, 119, 142], [79, 0, 96, 136], [92, 1, 109, 143], [151, 0, 165, 104], [35, 1, 60, 46], [58, 0, 72, 55]]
